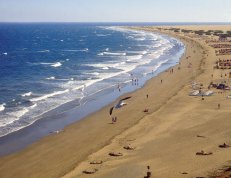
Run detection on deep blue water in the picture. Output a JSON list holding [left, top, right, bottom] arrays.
[[0, 23, 185, 137]]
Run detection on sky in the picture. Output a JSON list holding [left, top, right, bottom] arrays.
[[0, 0, 230, 22]]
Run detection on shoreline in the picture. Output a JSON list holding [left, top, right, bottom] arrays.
[[63, 27, 206, 178], [0, 28, 184, 156], [1, 25, 231, 178]]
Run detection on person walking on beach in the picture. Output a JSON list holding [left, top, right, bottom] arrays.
[[117, 84, 121, 92], [112, 116, 117, 123], [114, 116, 117, 123], [144, 165, 152, 178]]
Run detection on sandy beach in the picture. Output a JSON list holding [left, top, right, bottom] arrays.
[[1, 25, 231, 178]]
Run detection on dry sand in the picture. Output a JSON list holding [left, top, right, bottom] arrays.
[[0, 26, 231, 178]]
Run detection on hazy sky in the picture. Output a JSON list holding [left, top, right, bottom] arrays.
[[0, 0, 230, 22]]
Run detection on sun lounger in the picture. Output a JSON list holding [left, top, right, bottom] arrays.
[[196, 150, 213, 155], [109, 152, 123, 156]]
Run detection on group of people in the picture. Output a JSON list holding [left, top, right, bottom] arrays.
[[210, 43, 231, 48], [206, 39, 231, 44], [215, 59, 231, 69], [215, 48, 231, 56], [131, 78, 139, 86]]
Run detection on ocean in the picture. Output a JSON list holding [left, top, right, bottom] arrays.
[[0, 23, 185, 140]]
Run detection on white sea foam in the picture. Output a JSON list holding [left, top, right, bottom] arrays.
[[3, 52, 7, 55], [152, 43, 162, 48], [105, 52, 126, 56], [21, 92, 32, 97], [10, 108, 29, 119], [29, 103, 37, 109], [0, 103, 5, 112], [96, 34, 111, 37], [54, 78, 73, 81], [30, 89, 69, 102], [0, 105, 35, 127], [153, 59, 169, 72], [97, 52, 104, 56], [126, 36, 135, 39], [38, 50, 50, 53], [38, 62, 53, 65], [126, 50, 148, 55], [46, 76, 56, 80], [86, 63, 109, 70], [91, 72, 100, 76], [126, 55, 143, 61], [135, 37, 146, 41], [31, 62, 63, 68], [0, 26, 183, 138], [83, 66, 138, 89], [63, 48, 88, 52], [51, 62, 62, 68], [97, 52, 126, 56]]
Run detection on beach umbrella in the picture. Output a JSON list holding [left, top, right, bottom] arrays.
[[109, 106, 114, 115]]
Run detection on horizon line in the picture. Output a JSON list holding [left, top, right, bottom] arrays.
[[0, 21, 231, 24]]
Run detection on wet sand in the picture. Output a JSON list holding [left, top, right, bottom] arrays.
[[1, 26, 231, 178]]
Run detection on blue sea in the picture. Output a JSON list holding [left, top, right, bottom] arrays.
[[0, 23, 185, 138]]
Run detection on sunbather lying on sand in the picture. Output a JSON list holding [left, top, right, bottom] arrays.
[[82, 168, 98, 174], [90, 160, 103, 164], [109, 152, 123, 156], [144, 166, 152, 178], [197, 135, 206, 138], [196, 150, 213, 155], [219, 143, 230, 148], [123, 145, 135, 150], [143, 108, 149, 113]]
